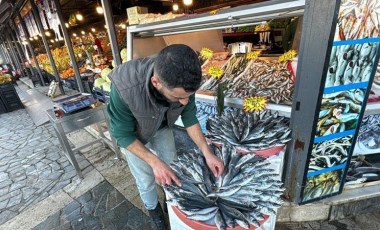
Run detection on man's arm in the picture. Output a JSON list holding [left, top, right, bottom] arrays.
[[127, 139, 181, 186], [107, 84, 180, 186], [180, 95, 224, 176], [186, 123, 224, 177]]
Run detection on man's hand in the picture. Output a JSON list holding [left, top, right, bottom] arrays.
[[150, 158, 181, 186], [204, 153, 224, 177]]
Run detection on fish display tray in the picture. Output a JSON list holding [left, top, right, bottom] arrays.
[[170, 205, 270, 230]]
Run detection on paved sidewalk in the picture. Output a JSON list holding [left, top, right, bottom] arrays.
[[0, 83, 152, 229]]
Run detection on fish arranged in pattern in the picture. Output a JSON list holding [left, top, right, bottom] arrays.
[[226, 60, 294, 105], [309, 137, 351, 172], [325, 43, 378, 88], [206, 108, 291, 151], [164, 144, 284, 230], [338, 0, 380, 40], [303, 171, 341, 202], [317, 89, 364, 136]]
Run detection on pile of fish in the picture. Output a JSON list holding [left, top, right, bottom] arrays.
[[317, 89, 363, 136], [165, 144, 284, 230], [357, 114, 380, 150], [325, 43, 378, 87], [196, 101, 218, 133], [226, 60, 294, 104], [303, 171, 341, 202], [338, 0, 380, 40], [196, 101, 218, 121], [309, 137, 351, 172], [206, 108, 291, 151], [200, 55, 250, 91], [346, 155, 380, 184]]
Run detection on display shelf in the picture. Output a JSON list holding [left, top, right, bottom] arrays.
[[222, 32, 256, 37], [127, 0, 305, 60], [364, 102, 380, 116], [195, 93, 292, 117]]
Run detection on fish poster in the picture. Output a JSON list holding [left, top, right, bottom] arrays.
[[308, 136, 352, 174], [302, 170, 343, 202], [300, 0, 380, 204]]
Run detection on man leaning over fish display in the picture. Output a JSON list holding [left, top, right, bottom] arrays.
[[107, 44, 224, 230]]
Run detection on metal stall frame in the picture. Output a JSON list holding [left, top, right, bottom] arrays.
[[52, 0, 85, 93], [126, 0, 380, 207], [16, 11, 45, 86], [9, 21, 33, 80], [3, 32, 26, 78], [29, 0, 64, 95], [101, 0, 122, 67]]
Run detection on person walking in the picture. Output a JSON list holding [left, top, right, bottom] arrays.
[[107, 44, 224, 230]]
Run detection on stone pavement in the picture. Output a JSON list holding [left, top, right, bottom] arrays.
[[0, 82, 153, 229]]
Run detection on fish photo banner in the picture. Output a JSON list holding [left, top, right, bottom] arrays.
[[300, 0, 380, 204]]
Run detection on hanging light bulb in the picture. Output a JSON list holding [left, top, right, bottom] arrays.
[[91, 28, 96, 32], [29, 37, 34, 41], [119, 23, 126, 29], [81, 30, 85, 35], [96, 5, 103, 14], [50, 39, 54, 43], [76, 11, 83, 21], [65, 23, 69, 28], [45, 31, 51, 37], [34, 36, 38, 40], [183, 0, 192, 6], [73, 33, 77, 37], [173, 4, 179, 11], [55, 38, 59, 41]]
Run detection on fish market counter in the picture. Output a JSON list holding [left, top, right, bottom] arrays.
[[46, 105, 121, 178]]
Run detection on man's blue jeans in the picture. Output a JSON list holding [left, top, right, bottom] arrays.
[[120, 127, 177, 210]]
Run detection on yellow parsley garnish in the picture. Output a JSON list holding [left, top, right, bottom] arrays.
[[208, 66, 224, 79], [255, 23, 271, 32], [200, 48, 213, 60], [279, 49, 297, 62], [246, 51, 261, 60], [210, 9, 219, 15], [243, 96, 267, 112]]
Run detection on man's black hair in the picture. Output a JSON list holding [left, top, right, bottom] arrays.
[[154, 44, 201, 92]]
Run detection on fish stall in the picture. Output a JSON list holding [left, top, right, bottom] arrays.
[[126, 0, 380, 227]]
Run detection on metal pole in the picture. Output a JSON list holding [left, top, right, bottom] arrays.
[[52, 0, 84, 93], [101, 0, 121, 66], [1, 42, 14, 69], [4, 32, 26, 78], [9, 21, 32, 80], [30, 0, 64, 94], [17, 12, 45, 86], [0, 42, 11, 65], [3, 34, 21, 73], [283, 0, 341, 204], [10, 21, 36, 81], [126, 27, 132, 61]]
